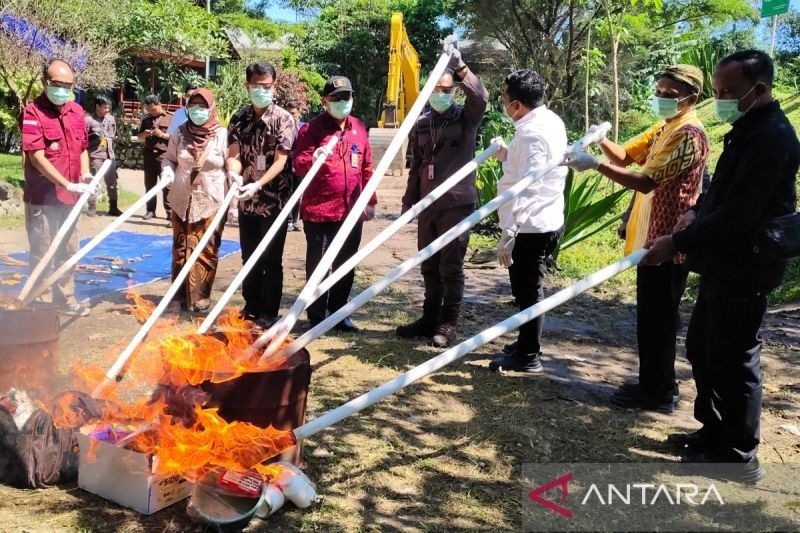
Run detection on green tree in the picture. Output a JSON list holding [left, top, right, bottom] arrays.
[[285, 0, 451, 125]]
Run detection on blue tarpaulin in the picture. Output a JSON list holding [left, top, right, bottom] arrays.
[[0, 230, 240, 302]]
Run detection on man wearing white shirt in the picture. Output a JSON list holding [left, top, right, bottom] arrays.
[[166, 83, 199, 136], [489, 69, 568, 373]]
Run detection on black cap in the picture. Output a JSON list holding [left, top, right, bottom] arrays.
[[323, 76, 353, 96]]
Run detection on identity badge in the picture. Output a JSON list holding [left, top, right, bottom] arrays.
[[256, 155, 267, 171], [427, 164, 434, 180]]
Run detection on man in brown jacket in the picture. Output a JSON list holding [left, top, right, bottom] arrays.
[[397, 44, 489, 348]]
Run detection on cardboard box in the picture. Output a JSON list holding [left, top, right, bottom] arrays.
[[77, 432, 192, 515]]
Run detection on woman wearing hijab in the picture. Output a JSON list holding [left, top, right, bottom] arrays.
[[161, 88, 231, 311]]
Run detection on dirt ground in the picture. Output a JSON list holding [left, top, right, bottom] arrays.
[[0, 169, 799, 531]]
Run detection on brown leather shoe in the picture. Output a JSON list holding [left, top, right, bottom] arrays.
[[432, 323, 456, 348]]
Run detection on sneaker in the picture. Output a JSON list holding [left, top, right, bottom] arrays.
[[396, 317, 437, 339], [86, 207, 97, 217], [502, 340, 518, 355], [432, 323, 456, 348], [287, 221, 300, 232], [489, 352, 544, 373], [61, 303, 91, 317], [143, 211, 155, 220]]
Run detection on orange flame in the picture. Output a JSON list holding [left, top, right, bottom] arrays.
[[67, 291, 302, 480]]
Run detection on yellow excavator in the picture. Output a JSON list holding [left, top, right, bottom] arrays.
[[368, 12, 421, 173]]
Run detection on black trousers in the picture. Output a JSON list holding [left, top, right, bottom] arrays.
[[304, 220, 363, 322], [418, 205, 473, 325], [289, 172, 301, 224], [143, 156, 170, 215], [239, 211, 289, 319], [508, 229, 562, 354], [636, 262, 689, 401], [685, 278, 770, 462]]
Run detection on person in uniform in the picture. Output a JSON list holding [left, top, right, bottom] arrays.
[[397, 43, 488, 348], [137, 95, 173, 219], [84, 94, 121, 217], [226, 62, 295, 327], [293, 76, 375, 331], [21, 59, 95, 317]]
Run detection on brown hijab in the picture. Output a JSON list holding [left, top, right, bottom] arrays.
[[183, 88, 221, 173]]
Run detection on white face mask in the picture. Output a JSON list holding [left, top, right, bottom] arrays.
[[504, 100, 521, 123]]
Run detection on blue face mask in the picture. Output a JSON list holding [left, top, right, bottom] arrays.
[[46, 85, 72, 106], [428, 92, 454, 113], [249, 87, 273, 108], [327, 98, 353, 120], [188, 106, 211, 125]]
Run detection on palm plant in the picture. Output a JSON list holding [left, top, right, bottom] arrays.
[[554, 169, 630, 259]]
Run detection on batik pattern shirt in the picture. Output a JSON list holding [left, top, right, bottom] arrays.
[[228, 104, 295, 217], [622, 110, 709, 255]]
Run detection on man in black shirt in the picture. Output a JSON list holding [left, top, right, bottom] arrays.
[[645, 50, 800, 482], [137, 95, 173, 220]]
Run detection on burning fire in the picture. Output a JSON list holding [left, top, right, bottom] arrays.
[[55, 290, 300, 482]]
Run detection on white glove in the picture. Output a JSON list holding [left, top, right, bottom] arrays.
[[66, 182, 96, 195], [312, 146, 331, 162], [564, 152, 600, 172], [497, 230, 516, 268], [444, 41, 463, 70], [228, 171, 243, 188], [587, 123, 608, 143], [490, 136, 508, 162], [160, 166, 175, 185], [237, 181, 262, 201]]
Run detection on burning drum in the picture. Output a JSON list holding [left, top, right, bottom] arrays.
[[0, 305, 60, 392], [201, 348, 311, 466]]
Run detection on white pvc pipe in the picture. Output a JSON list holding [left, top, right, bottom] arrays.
[[92, 184, 240, 398], [22, 175, 174, 307], [293, 249, 646, 441], [309, 142, 501, 304], [262, 52, 452, 354], [17, 160, 112, 303], [263, 122, 611, 363], [196, 134, 341, 334]]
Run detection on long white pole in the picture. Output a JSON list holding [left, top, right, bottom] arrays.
[[17, 160, 112, 303], [196, 134, 340, 334], [293, 249, 646, 441], [309, 142, 501, 304], [22, 176, 173, 307], [264, 52, 452, 353], [92, 184, 240, 398], [262, 122, 612, 362]]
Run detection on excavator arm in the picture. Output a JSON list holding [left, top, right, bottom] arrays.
[[379, 12, 420, 128]]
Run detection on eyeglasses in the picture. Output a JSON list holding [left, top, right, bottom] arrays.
[[47, 80, 74, 89], [248, 82, 274, 90], [433, 86, 455, 94], [328, 93, 352, 102]]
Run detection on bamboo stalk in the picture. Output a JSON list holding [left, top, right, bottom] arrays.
[[17, 160, 112, 303], [92, 185, 240, 398], [293, 250, 647, 441], [22, 175, 173, 307]]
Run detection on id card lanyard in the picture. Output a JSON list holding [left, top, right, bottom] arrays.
[[428, 114, 449, 180]]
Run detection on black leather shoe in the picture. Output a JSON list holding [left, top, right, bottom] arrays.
[[681, 451, 765, 485], [667, 430, 712, 450], [612, 387, 677, 414], [334, 317, 359, 332], [396, 317, 437, 339], [489, 352, 543, 373], [502, 340, 518, 355]]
